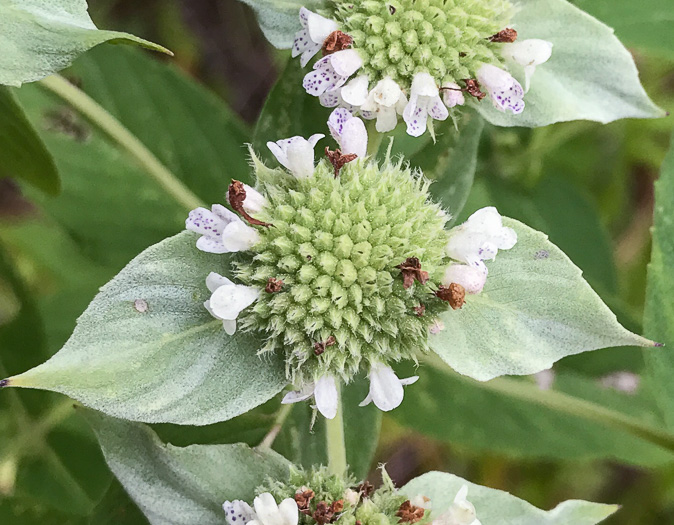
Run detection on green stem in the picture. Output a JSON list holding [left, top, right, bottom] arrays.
[[259, 403, 294, 449], [366, 122, 385, 159], [325, 382, 347, 477], [39, 74, 204, 212]]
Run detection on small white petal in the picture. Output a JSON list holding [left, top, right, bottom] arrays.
[[358, 392, 373, 407], [477, 64, 524, 114], [206, 272, 234, 293], [286, 140, 317, 178], [209, 284, 259, 321], [306, 11, 338, 44], [403, 95, 428, 137], [341, 75, 370, 106], [410, 72, 439, 98], [319, 91, 341, 108], [254, 494, 283, 525], [442, 263, 488, 295], [442, 82, 465, 108], [376, 106, 398, 132], [282, 383, 316, 404], [221, 221, 260, 252], [329, 49, 363, 77], [339, 117, 368, 158], [196, 235, 229, 254], [314, 375, 339, 419], [399, 376, 419, 386], [375, 77, 405, 107], [278, 499, 299, 525], [223, 500, 256, 525], [428, 95, 449, 121], [368, 363, 404, 412], [308, 133, 325, 147], [233, 184, 267, 215], [502, 39, 553, 67], [222, 319, 237, 335]]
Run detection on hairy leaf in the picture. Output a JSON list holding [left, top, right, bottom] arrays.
[[237, 0, 324, 48]]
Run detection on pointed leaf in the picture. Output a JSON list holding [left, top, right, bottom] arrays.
[[430, 218, 654, 381], [5, 232, 286, 425], [476, 0, 664, 126], [402, 471, 617, 524]]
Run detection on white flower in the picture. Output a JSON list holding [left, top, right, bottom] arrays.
[[442, 262, 488, 295], [223, 500, 256, 525], [319, 89, 358, 113], [328, 108, 368, 158], [359, 362, 418, 412], [403, 72, 449, 137], [441, 82, 465, 109], [445, 207, 517, 265], [282, 375, 339, 419], [429, 319, 445, 335], [303, 49, 363, 97], [360, 77, 408, 133], [292, 8, 339, 67], [186, 204, 260, 254], [204, 272, 259, 336], [246, 493, 299, 525], [431, 485, 481, 525], [501, 39, 553, 91], [340, 74, 370, 107], [476, 64, 525, 114], [344, 489, 360, 506], [227, 183, 267, 215], [267, 134, 325, 178]]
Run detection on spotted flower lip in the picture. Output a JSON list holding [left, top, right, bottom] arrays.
[[476, 64, 525, 114], [302, 49, 363, 97], [328, 108, 368, 158], [186, 204, 260, 254], [403, 72, 449, 137], [292, 7, 339, 67]]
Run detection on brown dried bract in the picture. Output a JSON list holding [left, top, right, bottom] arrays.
[[414, 304, 426, 317], [489, 28, 518, 43], [396, 501, 425, 524], [295, 489, 315, 514], [436, 283, 466, 310], [314, 335, 337, 356], [326, 147, 358, 177], [463, 79, 486, 101], [312, 500, 344, 525], [356, 481, 374, 498], [228, 180, 270, 227], [265, 277, 284, 293], [323, 31, 353, 55], [396, 257, 429, 289]]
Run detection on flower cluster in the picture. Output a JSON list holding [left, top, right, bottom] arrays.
[[185, 112, 516, 419], [224, 468, 481, 525], [293, 0, 552, 136]]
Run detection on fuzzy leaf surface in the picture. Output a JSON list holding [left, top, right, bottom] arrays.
[[402, 471, 617, 524], [476, 0, 664, 126], [430, 218, 653, 381], [87, 412, 291, 525], [6, 232, 286, 425], [0, 0, 169, 86]]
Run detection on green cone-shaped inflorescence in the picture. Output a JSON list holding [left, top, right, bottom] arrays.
[[235, 156, 451, 386], [260, 466, 408, 525], [330, 0, 513, 89]]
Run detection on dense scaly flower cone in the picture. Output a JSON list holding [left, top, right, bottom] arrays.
[[292, 0, 552, 137], [186, 114, 516, 418]]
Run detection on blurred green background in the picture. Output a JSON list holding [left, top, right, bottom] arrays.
[[1, 0, 674, 523]]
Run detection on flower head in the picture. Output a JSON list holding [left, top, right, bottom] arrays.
[[204, 272, 260, 335], [267, 134, 325, 178], [328, 108, 368, 158], [186, 204, 260, 254]]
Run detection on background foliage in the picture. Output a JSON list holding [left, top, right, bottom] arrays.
[[1, 0, 674, 523]]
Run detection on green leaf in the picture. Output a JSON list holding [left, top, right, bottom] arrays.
[[15, 45, 251, 271], [476, 0, 665, 127], [402, 471, 617, 524], [430, 218, 654, 381], [5, 232, 287, 425], [236, 0, 325, 48], [273, 378, 381, 479], [573, 0, 674, 59], [391, 362, 672, 466], [0, 86, 59, 195], [87, 480, 149, 525], [86, 412, 292, 525], [644, 133, 674, 429], [0, 0, 170, 87]]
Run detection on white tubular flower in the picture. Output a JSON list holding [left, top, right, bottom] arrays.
[[446, 207, 517, 265], [267, 134, 325, 178], [476, 64, 525, 114], [501, 39, 553, 92], [223, 500, 257, 525], [282, 375, 339, 419], [359, 362, 418, 412], [431, 485, 481, 525], [303, 49, 363, 97], [403, 72, 449, 137], [227, 183, 267, 215], [204, 272, 259, 336], [328, 108, 368, 158], [186, 204, 260, 254], [249, 493, 299, 525], [442, 262, 488, 295], [319, 89, 358, 113], [292, 7, 338, 67], [360, 77, 408, 133], [441, 82, 465, 109], [340, 74, 370, 107]]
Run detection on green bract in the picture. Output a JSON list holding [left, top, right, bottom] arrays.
[[333, 0, 512, 88], [239, 156, 450, 385]]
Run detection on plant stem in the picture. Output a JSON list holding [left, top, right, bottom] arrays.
[[259, 403, 294, 449], [39, 74, 203, 212], [366, 122, 384, 159], [325, 382, 348, 477]]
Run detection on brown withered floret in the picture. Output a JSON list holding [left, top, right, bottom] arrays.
[[265, 277, 284, 293], [323, 31, 353, 55], [396, 257, 429, 289], [436, 283, 466, 310], [295, 489, 315, 514], [396, 500, 426, 524], [314, 335, 337, 356], [414, 304, 426, 317], [326, 147, 358, 177], [489, 28, 518, 43], [227, 180, 270, 227], [463, 79, 486, 101], [312, 500, 344, 525], [356, 481, 375, 498]]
